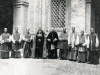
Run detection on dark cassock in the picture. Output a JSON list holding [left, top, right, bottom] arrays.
[[12, 31, 22, 58], [67, 28, 78, 61], [23, 30, 32, 58], [0, 31, 11, 58], [76, 31, 87, 63], [46, 29, 58, 59], [33, 29, 46, 59], [57, 28, 68, 59], [89, 28, 99, 64]]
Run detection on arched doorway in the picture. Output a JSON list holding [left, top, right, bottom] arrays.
[[0, 0, 13, 34]]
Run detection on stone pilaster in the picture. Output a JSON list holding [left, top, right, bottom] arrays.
[[28, 0, 41, 33], [13, 0, 29, 35], [28, 0, 51, 33], [66, 0, 71, 32], [44, 0, 51, 33], [41, 0, 45, 31], [85, 0, 91, 33]]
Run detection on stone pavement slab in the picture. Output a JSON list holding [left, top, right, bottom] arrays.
[[0, 59, 99, 75]]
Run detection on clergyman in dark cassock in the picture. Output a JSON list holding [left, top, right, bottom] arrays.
[[67, 27, 78, 61], [23, 29, 33, 58], [88, 28, 99, 65], [76, 30, 87, 63], [57, 28, 68, 59], [11, 27, 22, 58], [46, 28, 58, 59], [0, 28, 11, 58], [33, 28, 46, 59]]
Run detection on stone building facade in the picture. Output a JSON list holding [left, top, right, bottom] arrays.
[[0, 0, 100, 55], [13, 0, 92, 35]]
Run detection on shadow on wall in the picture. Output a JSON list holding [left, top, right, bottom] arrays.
[[0, 0, 13, 34]]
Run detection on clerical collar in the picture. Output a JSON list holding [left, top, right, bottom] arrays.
[[72, 31, 75, 33], [51, 30, 54, 32], [63, 31, 66, 33], [27, 32, 29, 34], [81, 34, 84, 36], [15, 32, 18, 33], [91, 33, 94, 34], [4, 32, 7, 34]]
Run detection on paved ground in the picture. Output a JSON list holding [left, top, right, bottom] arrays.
[[0, 59, 100, 75]]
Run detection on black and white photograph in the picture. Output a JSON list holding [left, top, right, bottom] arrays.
[[0, 0, 100, 75]]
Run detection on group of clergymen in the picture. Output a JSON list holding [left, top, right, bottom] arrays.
[[0, 27, 99, 65]]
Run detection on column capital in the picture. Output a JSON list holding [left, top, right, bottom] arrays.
[[13, 0, 29, 7], [86, 0, 91, 3]]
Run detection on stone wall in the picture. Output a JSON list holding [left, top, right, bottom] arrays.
[[28, 0, 86, 33], [28, 0, 51, 34], [28, 0, 71, 34], [71, 0, 85, 33], [13, 0, 90, 34]]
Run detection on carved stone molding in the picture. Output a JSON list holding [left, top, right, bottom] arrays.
[[13, 0, 29, 7], [86, 0, 91, 3]]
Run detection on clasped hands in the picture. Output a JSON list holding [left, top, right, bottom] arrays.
[[1, 39, 10, 44], [13, 40, 21, 44], [59, 38, 67, 41], [47, 38, 57, 42]]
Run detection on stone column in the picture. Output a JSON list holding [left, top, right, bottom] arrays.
[[67, 0, 71, 32], [13, 0, 29, 35], [47, 0, 51, 32], [85, 0, 91, 33], [41, 0, 46, 32], [30, 0, 42, 33], [39, 0, 42, 28]]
